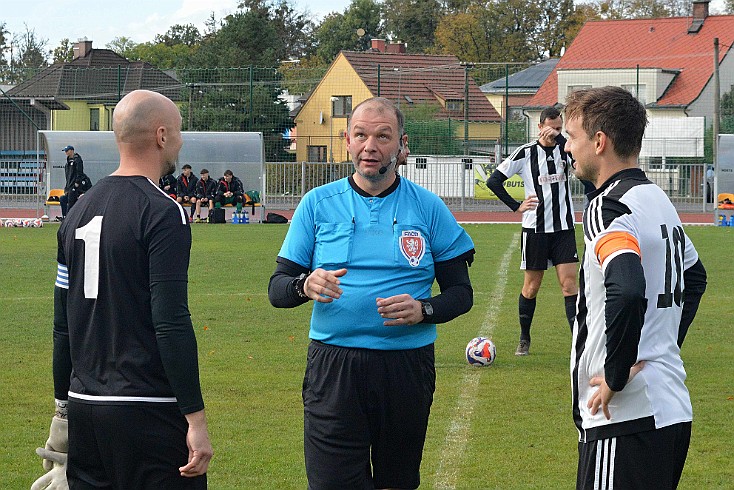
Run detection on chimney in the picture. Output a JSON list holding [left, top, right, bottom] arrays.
[[385, 42, 407, 54], [371, 39, 386, 53], [73, 39, 93, 60], [688, 0, 709, 33]]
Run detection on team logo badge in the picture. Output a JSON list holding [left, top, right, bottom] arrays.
[[400, 230, 425, 267]]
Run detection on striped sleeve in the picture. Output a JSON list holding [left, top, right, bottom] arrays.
[[55, 263, 69, 289]]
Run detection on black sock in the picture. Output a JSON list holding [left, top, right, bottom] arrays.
[[519, 294, 536, 341], [564, 294, 578, 332]]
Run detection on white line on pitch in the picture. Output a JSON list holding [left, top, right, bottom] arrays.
[[433, 232, 519, 490]]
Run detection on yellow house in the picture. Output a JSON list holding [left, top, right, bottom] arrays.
[[294, 43, 501, 163]]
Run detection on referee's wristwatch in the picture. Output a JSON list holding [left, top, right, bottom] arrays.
[[420, 300, 434, 321]]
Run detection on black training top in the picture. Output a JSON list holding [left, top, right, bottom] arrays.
[[54, 175, 204, 414]]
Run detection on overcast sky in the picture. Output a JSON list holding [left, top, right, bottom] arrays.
[[2, 0, 352, 52], [2, 0, 728, 54]]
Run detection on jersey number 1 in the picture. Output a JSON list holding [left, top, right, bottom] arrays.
[[75, 216, 103, 299], [657, 224, 684, 309]]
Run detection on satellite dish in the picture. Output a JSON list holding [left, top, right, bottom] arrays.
[[356, 28, 366, 37]]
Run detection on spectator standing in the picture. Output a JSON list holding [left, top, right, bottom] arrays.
[[268, 97, 475, 489], [487, 107, 578, 356], [59, 145, 84, 221], [33, 89, 212, 489], [564, 86, 706, 489]]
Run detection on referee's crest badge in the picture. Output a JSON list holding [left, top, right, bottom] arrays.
[[400, 230, 425, 267]]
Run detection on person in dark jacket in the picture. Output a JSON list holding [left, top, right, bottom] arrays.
[[67, 173, 93, 212], [214, 169, 244, 212], [193, 169, 217, 223], [177, 164, 198, 221], [59, 145, 84, 220], [159, 173, 177, 199]]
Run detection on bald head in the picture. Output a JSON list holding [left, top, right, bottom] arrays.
[[112, 90, 183, 179], [114, 90, 180, 145]]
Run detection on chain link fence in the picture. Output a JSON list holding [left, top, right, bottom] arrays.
[[1, 61, 732, 215]]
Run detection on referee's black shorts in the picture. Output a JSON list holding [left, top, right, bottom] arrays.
[[66, 400, 207, 489], [576, 422, 691, 489], [302, 340, 436, 490], [521, 227, 578, 271]]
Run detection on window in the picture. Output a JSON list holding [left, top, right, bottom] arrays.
[[462, 157, 473, 170], [415, 157, 427, 169], [622, 84, 647, 105], [307, 145, 327, 162], [446, 100, 463, 112], [90, 108, 100, 131], [331, 96, 352, 117], [567, 85, 592, 95]]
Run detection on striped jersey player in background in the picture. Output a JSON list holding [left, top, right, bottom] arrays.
[[487, 107, 579, 356], [34, 90, 213, 489], [564, 86, 707, 489]]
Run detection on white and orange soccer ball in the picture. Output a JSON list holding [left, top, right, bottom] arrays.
[[466, 337, 497, 366]]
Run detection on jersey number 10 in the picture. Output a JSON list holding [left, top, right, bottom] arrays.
[[657, 224, 684, 309]]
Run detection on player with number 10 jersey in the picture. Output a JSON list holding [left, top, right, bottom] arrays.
[[572, 169, 703, 442]]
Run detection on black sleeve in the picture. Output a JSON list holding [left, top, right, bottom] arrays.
[[52, 286, 72, 401], [422, 250, 475, 324], [150, 280, 204, 415], [268, 257, 311, 308], [486, 169, 521, 212], [176, 178, 185, 196], [603, 252, 647, 392], [678, 258, 707, 347], [74, 154, 84, 176]]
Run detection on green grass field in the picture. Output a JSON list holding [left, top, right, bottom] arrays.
[[1, 223, 732, 489]]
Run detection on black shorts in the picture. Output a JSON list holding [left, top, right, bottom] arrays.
[[302, 340, 436, 490], [521, 227, 578, 271], [66, 400, 206, 489], [576, 422, 691, 489]]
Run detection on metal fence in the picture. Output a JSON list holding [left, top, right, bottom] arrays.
[[1, 62, 731, 215]]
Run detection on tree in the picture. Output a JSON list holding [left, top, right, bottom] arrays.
[[727, 0, 734, 14], [51, 38, 74, 64], [313, 0, 383, 64], [402, 103, 463, 155], [238, 0, 316, 60], [435, 0, 581, 62], [106, 37, 139, 59], [9, 26, 49, 82], [582, 0, 688, 19], [154, 24, 201, 47], [382, 0, 444, 53]]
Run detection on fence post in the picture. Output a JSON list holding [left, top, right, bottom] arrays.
[[301, 161, 306, 197]]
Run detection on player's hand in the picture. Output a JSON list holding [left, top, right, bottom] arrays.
[[376, 294, 423, 326], [303, 268, 347, 303], [31, 448, 68, 490], [587, 361, 646, 420], [538, 127, 560, 146], [517, 194, 539, 213], [41, 417, 68, 471], [180, 410, 213, 477]]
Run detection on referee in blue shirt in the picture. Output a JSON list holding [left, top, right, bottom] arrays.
[[269, 97, 476, 489]]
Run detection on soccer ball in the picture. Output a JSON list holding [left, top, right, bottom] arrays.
[[466, 337, 497, 366]]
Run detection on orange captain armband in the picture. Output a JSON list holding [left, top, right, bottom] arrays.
[[595, 231, 640, 267]]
